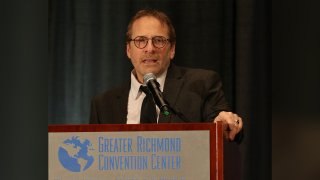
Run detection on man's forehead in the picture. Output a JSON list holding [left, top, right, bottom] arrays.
[[131, 16, 169, 36], [132, 16, 167, 29]]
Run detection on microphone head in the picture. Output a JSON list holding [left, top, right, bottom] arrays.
[[143, 73, 156, 85]]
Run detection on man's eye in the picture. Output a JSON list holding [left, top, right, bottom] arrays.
[[154, 39, 163, 43], [136, 39, 146, 42]]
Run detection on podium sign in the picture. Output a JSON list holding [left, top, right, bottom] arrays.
[[49, 123, 223, 180]]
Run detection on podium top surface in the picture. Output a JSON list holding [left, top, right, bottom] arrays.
[[48, 122, 222, 132]]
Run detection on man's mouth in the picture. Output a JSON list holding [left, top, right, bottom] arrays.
[[142, 58, 158, 64]]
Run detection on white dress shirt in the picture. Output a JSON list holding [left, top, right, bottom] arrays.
[[126, 70, 167, 124]]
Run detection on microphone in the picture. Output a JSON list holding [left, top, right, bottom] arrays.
[[143, 73, 171, 116]]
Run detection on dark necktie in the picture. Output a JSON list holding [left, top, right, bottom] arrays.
[[140, 85, 157, 123]]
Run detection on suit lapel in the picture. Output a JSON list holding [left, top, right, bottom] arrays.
[[159, 64, 184, 123], [115, 81, 130, 124]]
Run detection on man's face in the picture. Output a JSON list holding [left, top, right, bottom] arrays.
[[126, 16, 175, 83]]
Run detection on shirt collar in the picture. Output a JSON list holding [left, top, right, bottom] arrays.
[[130, 69, 168, 100]]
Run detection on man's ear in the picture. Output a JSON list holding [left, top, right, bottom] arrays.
[[126, 43, 131, 59], [169, 44, 175, 60]]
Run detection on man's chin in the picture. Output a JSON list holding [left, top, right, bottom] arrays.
[[142, 66, 160, 74]]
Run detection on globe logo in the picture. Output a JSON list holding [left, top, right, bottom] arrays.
[[58, 136, 94, 172]]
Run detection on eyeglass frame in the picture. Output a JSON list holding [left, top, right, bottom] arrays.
[[128, 36, 171, 49]]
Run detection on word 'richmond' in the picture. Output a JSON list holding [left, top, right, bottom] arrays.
[[98, 136, 181, 153]]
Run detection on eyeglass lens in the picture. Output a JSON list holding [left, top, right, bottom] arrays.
[[133, 36, 168, 49]]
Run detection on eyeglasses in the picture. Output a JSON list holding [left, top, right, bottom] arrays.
[[129, 36, 170, 49]]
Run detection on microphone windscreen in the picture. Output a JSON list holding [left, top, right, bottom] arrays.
[[143, 73, 156, 85]]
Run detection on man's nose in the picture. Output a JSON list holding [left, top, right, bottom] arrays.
[[144, 39, 156, 52]]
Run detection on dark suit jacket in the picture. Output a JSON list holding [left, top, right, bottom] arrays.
[[90, 63, 230, 124], [90, 64, 243, 179]]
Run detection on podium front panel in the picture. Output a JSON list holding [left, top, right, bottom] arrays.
[[48, 123, 223, 180]]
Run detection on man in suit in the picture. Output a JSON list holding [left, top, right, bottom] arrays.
[[90, 9, 243, 142]]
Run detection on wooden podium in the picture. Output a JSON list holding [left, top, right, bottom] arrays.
[[49, 122, 224, 180]]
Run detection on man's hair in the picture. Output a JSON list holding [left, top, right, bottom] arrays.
[[126, 9, 176, 45]]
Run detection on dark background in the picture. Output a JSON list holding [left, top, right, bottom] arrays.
[[3, 0, 320, 179], [48, 0, 270, 180]]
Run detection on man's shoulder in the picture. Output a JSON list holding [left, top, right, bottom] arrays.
[[172, 64, 220, 79], [92, 82, 129, 102]]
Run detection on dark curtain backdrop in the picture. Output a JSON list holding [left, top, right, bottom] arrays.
[[49, 0, 270, 179]]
